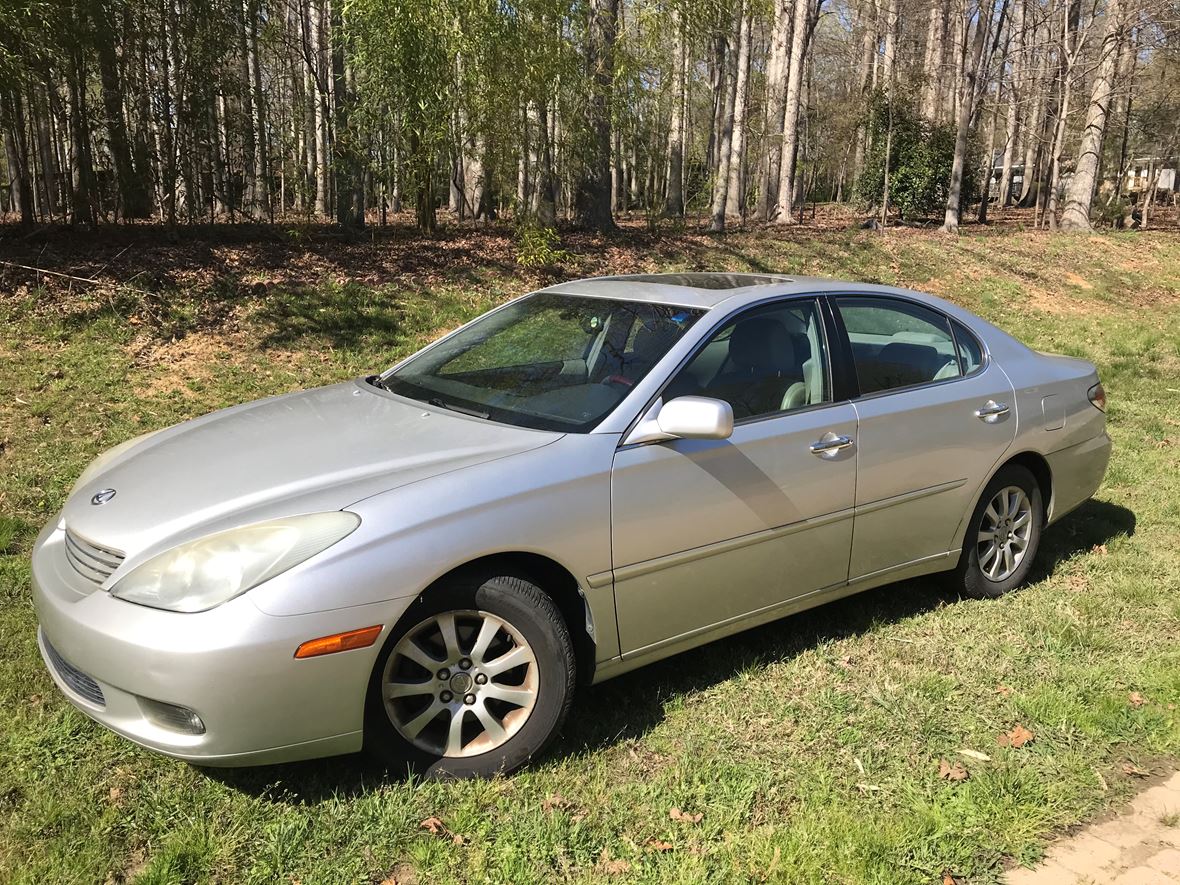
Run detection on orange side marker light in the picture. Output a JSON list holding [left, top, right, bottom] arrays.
[[294, 625, 383, 659]]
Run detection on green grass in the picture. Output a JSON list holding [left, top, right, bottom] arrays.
[[1, 226, 1179, 884]]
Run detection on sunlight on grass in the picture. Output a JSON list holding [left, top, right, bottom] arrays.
[[1, 228, 1178, 884]]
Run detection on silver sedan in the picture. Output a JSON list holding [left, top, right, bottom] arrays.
[[32, 273, 1111, 777]]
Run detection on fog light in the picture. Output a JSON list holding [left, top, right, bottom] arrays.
[[139, 697, 206, 735]]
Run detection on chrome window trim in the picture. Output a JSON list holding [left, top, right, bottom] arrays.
[[830, 292, 992, 402]]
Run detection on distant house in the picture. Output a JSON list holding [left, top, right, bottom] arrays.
[[1123, 157, 1178, 200]]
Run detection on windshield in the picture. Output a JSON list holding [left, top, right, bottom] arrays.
[[379, 292, 703, 432]]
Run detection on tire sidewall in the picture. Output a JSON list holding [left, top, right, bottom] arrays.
[[365, 571, 575, 779], [959, 464, 1044, 599]]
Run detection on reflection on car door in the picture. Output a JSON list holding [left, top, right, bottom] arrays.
[[609, 297, 858, 657], [834, 296, 1017, 579]]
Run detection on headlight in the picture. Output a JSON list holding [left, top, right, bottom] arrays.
[[73, 430, 162, 493], [109, 512, 360, 612]]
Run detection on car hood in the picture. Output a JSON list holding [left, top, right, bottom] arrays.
[[64, 380, 560, 554]]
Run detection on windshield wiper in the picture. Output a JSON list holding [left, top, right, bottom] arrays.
[[428, 397, 490, 420]]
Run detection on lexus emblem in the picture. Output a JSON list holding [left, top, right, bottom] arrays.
[[91, 489, 117, 506]]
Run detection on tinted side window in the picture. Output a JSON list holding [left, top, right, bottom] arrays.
[[952, 320, 984, 374], [836, 297, 961, 395], [666, 299, 829, 421]]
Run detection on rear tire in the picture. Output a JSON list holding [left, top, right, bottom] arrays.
[[365, 569, 575, 779], [955, 464, 1044, 599]]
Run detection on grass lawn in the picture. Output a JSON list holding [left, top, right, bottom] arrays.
[[1, 223, 1179, 884]]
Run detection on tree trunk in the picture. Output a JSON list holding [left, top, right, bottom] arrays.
[[67, 52, 97, 225], [941, 0, 995, 233], [978, 80, 1001, 223], [725, 3, 753, 220], [1044, 0, 1078, 230], [574, 0, 619, 231], [1061, 0, 1124, 230], [880, 0, 899, 95], [310, 0, 331, 217], [32, 87, 59, 221], [2, 92, 35, 227], [249, 0, 272, 219], [664, 7, 687, 217], [530, 100, 557, 227], [709, 2, 741, 231], [850, 0, 876, 187], [773, 0, 816, 224], [756, 0, 795, 220], [921, 0, 948, 121], [998, 0, 1023, 206], [91, 1, 148, 219]]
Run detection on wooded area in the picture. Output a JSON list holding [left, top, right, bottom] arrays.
[[1, 0, 1177, 234]]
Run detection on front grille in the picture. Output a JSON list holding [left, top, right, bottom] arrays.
[[63, 527, 125, 586], [43, 637, 106, 707]]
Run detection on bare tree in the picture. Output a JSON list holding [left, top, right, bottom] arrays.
[[1061, 0, 1125, 229]]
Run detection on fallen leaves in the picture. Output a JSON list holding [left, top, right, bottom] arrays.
[[669, 807, 703, 824], [645, 838, 674, 853], [938, 759, 969, 782], [418, 816, 464, 846], [379, 862, 419, 885], [998, 725, 1035, 748], [1129, 691, 1146, 708], [1122, 762, 1150, 778], [542, 794, 570, 813], [996, 684, 1013, 697], [594, 847, 633, 875]]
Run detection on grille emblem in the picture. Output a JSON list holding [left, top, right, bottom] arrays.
[[90, 488, 117, 506]]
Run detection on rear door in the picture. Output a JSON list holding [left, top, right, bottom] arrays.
[[832, 295, 1016, 579]]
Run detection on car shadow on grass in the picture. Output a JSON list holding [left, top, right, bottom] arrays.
[[204, 498, 1134, 802]]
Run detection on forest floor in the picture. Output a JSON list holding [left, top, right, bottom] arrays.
[[1, 216, 1179, 884]]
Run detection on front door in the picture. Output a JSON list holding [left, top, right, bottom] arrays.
[[832, 295, 1017, 579], [610, 297, 858, 656]]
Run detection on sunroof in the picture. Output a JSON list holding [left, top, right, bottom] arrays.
[[622, 273, 789, 290]]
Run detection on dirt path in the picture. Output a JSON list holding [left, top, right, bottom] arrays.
[[1006, 772, 1180, 884]]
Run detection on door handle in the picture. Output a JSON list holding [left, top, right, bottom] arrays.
[[810, 432, 854, 456], [975, 400, 1010, 422]]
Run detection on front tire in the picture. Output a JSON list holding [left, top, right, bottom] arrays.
[[955, 464, 1044, 599], [365, 570, 575, 778]]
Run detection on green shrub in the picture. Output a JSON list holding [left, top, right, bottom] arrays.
[[515, 225, 571, 269], [856, 90, 978, 221]]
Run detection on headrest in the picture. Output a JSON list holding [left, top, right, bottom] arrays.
[[878, 341, 941, 372], [729, 317, 796, 373], [632, 320, 681, 358]]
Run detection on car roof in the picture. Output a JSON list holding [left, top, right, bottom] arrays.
[[540, 272, 870, 310]]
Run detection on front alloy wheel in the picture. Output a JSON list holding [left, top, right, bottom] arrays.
[[366, 571, 575, 778], [383, 610, 539, 758]]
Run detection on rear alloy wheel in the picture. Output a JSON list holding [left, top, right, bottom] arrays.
[[366, 572, 575, 778], [956, 464, 1044, 599]]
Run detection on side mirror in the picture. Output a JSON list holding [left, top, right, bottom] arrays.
[[658, 396, 734, 440], [625, 396, 734, 445]]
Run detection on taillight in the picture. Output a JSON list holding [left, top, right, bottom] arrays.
[[1088, 381, 1106, 412]]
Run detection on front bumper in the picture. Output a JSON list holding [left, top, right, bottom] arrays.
[[32, 521, 407, 766]]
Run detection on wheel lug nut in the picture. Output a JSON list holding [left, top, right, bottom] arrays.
[[437, 668, 450, 680], [458, 658, 472, 670], [464, 693, 476, 705], [474, 673, 487, 685], [440, 690, 453, 702]]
